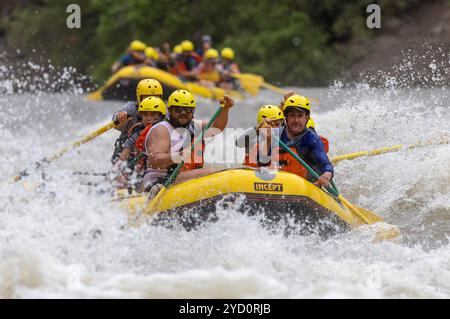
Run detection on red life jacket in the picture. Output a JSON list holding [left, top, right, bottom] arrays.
[[172, 60, 188, 75], [130, 124, 152, 172], [135, 125, 152, 153], [320, 136, 329, 153], [190, 51, 203, 63]]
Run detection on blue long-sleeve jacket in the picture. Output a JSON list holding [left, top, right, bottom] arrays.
[[280, 127, 334, 179]]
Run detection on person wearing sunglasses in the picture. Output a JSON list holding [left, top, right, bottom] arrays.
[[143, 89, 234, 190]]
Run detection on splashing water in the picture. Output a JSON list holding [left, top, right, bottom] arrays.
[[0, 62, 450, 298]]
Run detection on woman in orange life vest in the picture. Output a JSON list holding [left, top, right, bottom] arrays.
[[193, 49, 221, 87], [110, 97, 166, 190]]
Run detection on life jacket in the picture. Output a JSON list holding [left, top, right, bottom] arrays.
[[243, 144, 307, 178], [111, 101, 140, 164], [277, 147, 308, 178], [127, 123, 145, 152], [243, 142, 270, 168], [190, 51, 203, 64], [181, 133, 205, 171], [130, 124, 153, 172], [320, 136, 329, 153], [222, 61, 240, 74], [173, 60, 188, 74], [135, 125, 152, 153], [178, 52, 202, 72], [243, 136, 330, 178]]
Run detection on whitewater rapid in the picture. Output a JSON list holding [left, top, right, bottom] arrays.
[[0, 81, 449, 298]]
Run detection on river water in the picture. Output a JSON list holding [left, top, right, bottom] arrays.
[[0, 75, 449, 298]]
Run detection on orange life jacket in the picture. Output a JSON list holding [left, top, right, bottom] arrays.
[[277, 147, 308, 178], [181, 135, 205, 171], [243, 143, 266, 168], [243, 135, 330, 178]]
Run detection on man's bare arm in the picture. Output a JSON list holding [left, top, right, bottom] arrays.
[[147, 126, 179, 169]]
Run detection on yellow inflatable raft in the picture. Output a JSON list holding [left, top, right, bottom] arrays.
[[114, 168, 400, 240], [87, 65, 245, 102]]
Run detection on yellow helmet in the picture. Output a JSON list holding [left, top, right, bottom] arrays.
[[136, 79, 163, 104], [173, 44, 183, 54], [181, 40, 194, 52], [306, 117, 315, 129], [283, 95, 311, 113], [129, 40, 146, 51], [204, 48, 219, 60], [145, 47, 159, 60], [168, 89, 196, 108], [257, 105, 284, 124], [221, 47, 235, 60], [138, 96, 166, 115]]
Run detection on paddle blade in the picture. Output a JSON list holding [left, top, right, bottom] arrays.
[[87, 90, 104, 101], [338, 195, 374, 225], [231, 73, 264, 96], [372, 223, 401, 242], [144, 186, 167, 215], [338, 195, 401, 241], [260, 81, 286, 95]]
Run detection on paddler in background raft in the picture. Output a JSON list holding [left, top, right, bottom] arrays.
[[192, 49, 221, 87], [143, 89, 234, 191], [196, 34, 213, 58], [111, 79, 164, 165], [109, 97, 166, 190], [172, 40, 202, 81], [111, 40, 146, 74], [144, 46, 168, 71], [217, 47, 241, 90]]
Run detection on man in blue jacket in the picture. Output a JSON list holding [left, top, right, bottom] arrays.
[[279, 94, 333, 187]]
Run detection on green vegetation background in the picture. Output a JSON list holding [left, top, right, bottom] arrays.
[[1, 0, 420, 86]]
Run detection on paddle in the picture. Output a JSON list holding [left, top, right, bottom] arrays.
[[330, 136, 449, 164], [230, 73, 320, 105], [143, 104, 225, 216], [272, 134, 375, 225], [230, 73, 263, 96], [11, 117, 125, 182]]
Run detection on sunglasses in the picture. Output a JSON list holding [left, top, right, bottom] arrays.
[[172, 106, 194, 114]]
